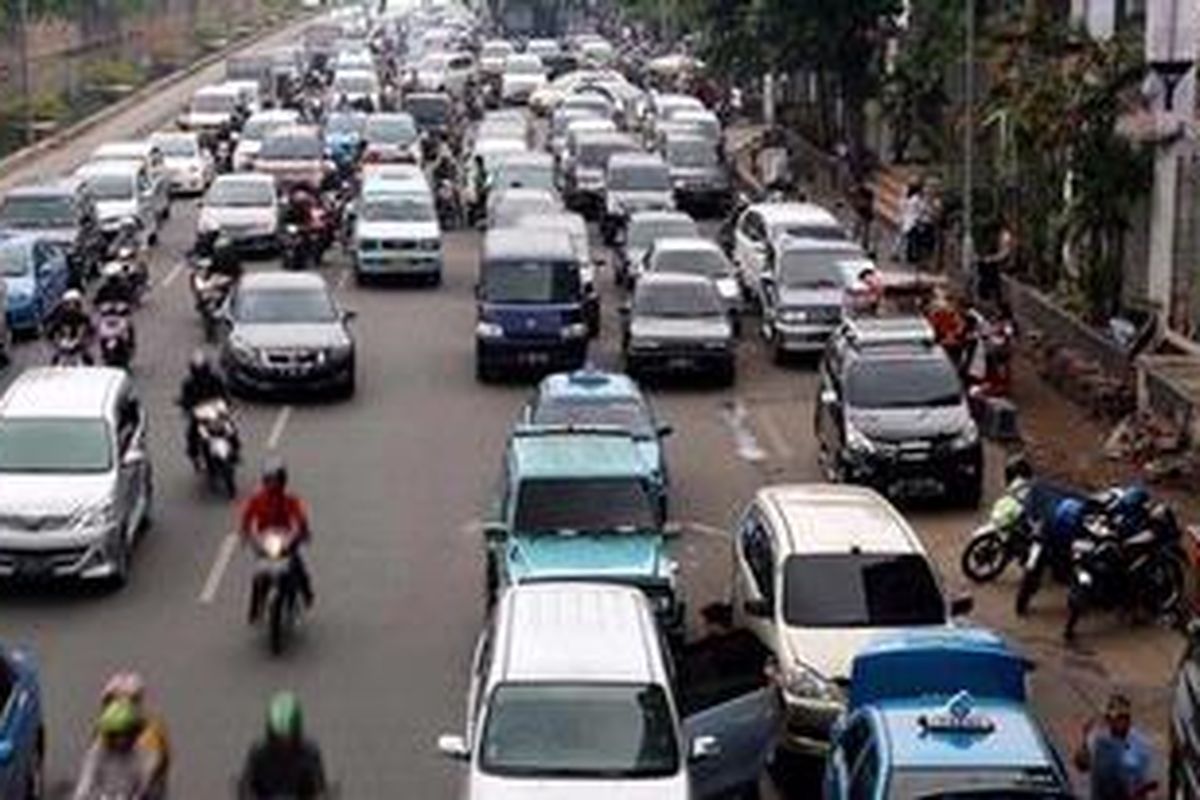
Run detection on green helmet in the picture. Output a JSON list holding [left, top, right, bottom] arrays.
[[989, 494, 1023, 529], [98, 698, 140, 737], [267, 691, 302, 739]]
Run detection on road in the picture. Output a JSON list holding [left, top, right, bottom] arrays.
[[0, 21, 1185, 799]]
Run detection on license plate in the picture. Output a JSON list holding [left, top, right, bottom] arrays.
[[520, 352, 549, 366], [900, 451, 929, 462], [16, 557, 50, 577], [668, 357, 693, 370]]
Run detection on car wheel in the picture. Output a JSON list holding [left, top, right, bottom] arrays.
[[341, 363, 357, 399], [24, 731, 44, 800]]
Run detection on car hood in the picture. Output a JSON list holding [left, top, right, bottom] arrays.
[[472, 773, 687, 800], [202, 206, 275, 224], [94, 199, 136, 221], [777, 286, 845, 311], [610, 190, 673, 212], [783, 625, 940, 682], [847, 403, 972, 442], [0, 473, 116, 534], [164, 155, 203, 169], [506, 532, 666, 582], [184, 111, 233, 126], [355, 220, 438, 241], [632, 315, 730, 341], [232, 322, 350, 349]]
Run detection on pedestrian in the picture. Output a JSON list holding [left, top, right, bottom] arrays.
[[926, 289, 967, 370], [852, 177, 876, 253], [895, 181, 922, 263], [1074, 692, 1158, 800], [976, 224, 1014, 304]]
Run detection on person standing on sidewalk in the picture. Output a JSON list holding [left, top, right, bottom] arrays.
[[852, 177, 876, 253], [1074, 693, 1158, 800], [976, 224, 1014, 304]]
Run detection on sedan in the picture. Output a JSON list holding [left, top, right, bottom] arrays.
[[0, 232, 67, 337], [622, 272, 735, 385], [198, 174, 280, 252], [220, 272, 356, 397]]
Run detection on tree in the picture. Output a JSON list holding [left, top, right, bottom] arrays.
[[882, 0, 963, 163]]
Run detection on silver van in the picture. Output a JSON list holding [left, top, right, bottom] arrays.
[[0, 368, 153, 587]]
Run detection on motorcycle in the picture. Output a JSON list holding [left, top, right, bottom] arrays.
[[99, 249, 147, 307], [193, 399, 238, 498], [50, 330, 91, 366], [1064, 503, 1186, 640], [960, 482, 1033, 583], [96, 301, 135, 369], [189, 257, 234, 342], [435, 177, 462, 230], [254, 530, 302, 655], [1011, 482, 1102, 615], [281, 223, 314, 271]]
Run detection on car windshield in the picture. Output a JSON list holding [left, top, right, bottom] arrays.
[[233, 287, 337, 323], [325, 113, 366, 136], [609, 165, 670, 192], [155, 136, 198, 157], [0, 196, 73, 228], [208, 180, 273, 207], [532, 397, 654, 437], [0, 244, 31, 276], [192, 93, 237, 113], [514, 476, 657, 532], [578, 141, 634, 169], [260, 135, 323, 159], [628, 218, 697, 249], [481, 683, 679, 778], [86, 175, 134, 201], [889, 768, 1071, 800], [366, 116, 417, 143], [0, 418, 112, 473], [778, 250, 853, 289], [333, 74, 377, 93], [494, 163, 554, 191], [667, 139, 718, 167], [782, 553, 946, 627], [845, 357, 963, 409], [406, 96, 450, 124], [653, 247, 729, 277], [635, 281, 722, 317], [482, 260, 579, 304], [361, 194, 435, 222]]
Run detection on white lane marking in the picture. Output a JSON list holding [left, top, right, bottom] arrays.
[[756, 405, 794, 460], [199, 533, 239, 604], [156, 261, 185, 291], [721, 400, 767, 462], [266, 405, 292, 451]]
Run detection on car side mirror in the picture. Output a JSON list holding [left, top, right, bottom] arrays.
[[950, 595, 974, 617], [743, 598, 771, 618], [482, 521, 508, 542], [657, 424, 673, 438], [342, 309, 357, 322], [437, 734, 469, 760], [690, 735, 720, 763], [122, 448, 147, 467], [819, 389, 837, 406]]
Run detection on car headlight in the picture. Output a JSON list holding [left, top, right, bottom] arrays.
[[952, 423, 979, 449], [784, 663, 841, 703], [476, 321, 504, 339], [779, 308, 808, 324], [844, 421, 876, 454], [229, 335, 257, 362], [561, 322, 588, 339], [75, 503, 116, 531]]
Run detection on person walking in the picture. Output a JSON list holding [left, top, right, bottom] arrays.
[[976, 224, 1014, 304], [1074, 693, 1158, 800]]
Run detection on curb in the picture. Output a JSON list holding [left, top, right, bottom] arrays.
[[0, 11, 316, 182]]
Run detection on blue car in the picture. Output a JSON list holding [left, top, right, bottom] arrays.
[[521, 368, 672, 513], [0, 232, 70, 335], [0, 643, 43, 799], [826, 628, 1073, 800]]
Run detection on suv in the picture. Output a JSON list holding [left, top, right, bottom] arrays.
[[816, 334, 982, 504], [732, 484, 971, 754], [618, 210, 701, 288], [438, 582, 778, 800], [563, 131, 639, 217], [352, 175, 442, 284], [623, 273, 735, 385], [733, 202, 846, 293], [0, 180, 105, 284], [0, 368, 153, 587], [662, 132, 730, 215], [759, 237, 866, 361], [1171, 620, 1200, 800]]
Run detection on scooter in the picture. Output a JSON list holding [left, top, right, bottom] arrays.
[[189, 258, 234, 341], [50, 330, 91, 366], [193, 399, 239, 498], [435, 177, 462, 230], [281, 223, 314, 271], [96, 301, 135, 369], [253, 530, 302, 655], [99, 250, 148, 307]]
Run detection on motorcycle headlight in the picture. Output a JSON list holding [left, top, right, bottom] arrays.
[[561, 322, 588, 339], [476, 321, 504, 339], [844, 421, 876, 454], [952, 424, 979, 450], [783, 663, 840, 703]]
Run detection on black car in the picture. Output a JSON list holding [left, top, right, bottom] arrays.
[[622, 272, 735, 385], [1171, 619, 1200, 800], [815, 336, 982, 505], [0, 179, 106, 284]]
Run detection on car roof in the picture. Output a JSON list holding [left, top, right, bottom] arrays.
[[755, 483, 925, 555], [839, 315, 935, 348], [753, 202, 840, 226], [212, 172, 275, 187], [608, 152, 667, 169], [484, 228, 574, 261], [75, 160, 140, 178], [361, 163, 425, 182], [652, 236, 723, 254], [495, 582, 661, 683], [494, 151, 553, 168], [238, 271, 328, 291], [629, 209, 694, 226], [636, 271, 713, 290], [248, 109, 302, 123], [516, 212, 586, 237], [539, 369, 641, 402], [0, 367, 125, 418], [93, 141, 153, 157], [509, 427, 650, 479], [474, 137, 526, 155], [777, 237, 862, 255]]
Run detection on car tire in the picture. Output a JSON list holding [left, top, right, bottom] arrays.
[[341, 364, 356, 399]]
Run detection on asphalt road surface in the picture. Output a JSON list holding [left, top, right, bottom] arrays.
[[0, 19, 1183, 799]]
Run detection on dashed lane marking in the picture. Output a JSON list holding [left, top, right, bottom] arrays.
[[721, 399, 767, 462], [198, 532, 239, 604], [266, 405, 292, 451]]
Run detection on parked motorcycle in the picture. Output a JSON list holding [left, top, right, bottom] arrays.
[[96, 301, 135, 369], [253, 530, 302, 655], [192, 399, 238, 498], [960, 483, 1034, 583]]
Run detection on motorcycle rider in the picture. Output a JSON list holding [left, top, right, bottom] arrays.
[[282, 185, 322, 268], [178, 350, 239, 469], [46, 288, 96, 365], [238, 692, 328, 800], [98, 672, 170, 795], [73, 698, 158, 800], [240, 457, 315, 623], [431, 141, 461, 226]]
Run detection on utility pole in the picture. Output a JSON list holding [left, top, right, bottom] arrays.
[[17, 0, 33, 145], [961, 0, 975, 280]]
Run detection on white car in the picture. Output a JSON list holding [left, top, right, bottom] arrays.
[[150, 131, 213, 195], [732, 202, 847, 291], [500, 53, 546, 105], [74, 160, 161, 245], [352, 177, 441, 283], [88, 141, 170, 222], [331, 69, 381, 109], [198, 173, 279, 252], [644, 236, 741, 312], [732, 483, 972, 755], [478, 38, 514, 77], [178, 84, 242, 133], [234, 110, 300, 172]]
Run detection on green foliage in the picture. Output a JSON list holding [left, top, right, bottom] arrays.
[[883, 0, 962, 163], [86, 57, 146, 90]]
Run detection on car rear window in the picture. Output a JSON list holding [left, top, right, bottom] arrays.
[[0, 196, 73, 228], [260, 135, 323, 159], [782, 553, 945, 627]]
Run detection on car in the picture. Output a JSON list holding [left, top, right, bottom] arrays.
[[352, 177, 442, 284], [602, 152, 675, 244], [478, 38, 515, 78], [404, 92, 456, 139], [464, 138, 528, 220], [0, 641, 44, 799], [475, 229, 588, 381], [643, 93, 705, 145], [483, 425, 677, 628], [0, 232, 67, 337], [198, 174, 280, 253], [88, 141, 170, 223], [514, 212, 600, 335], [521, 368, 672, 508], [489, 151, 556, 193], [622, 273, 735, 385], [815, 335, 983, 504], [254, 126, 329, 191], [232, 110, 302, 171], [662, 133, 730, 214], [666, 109, 722, 147], [578, 38, 615, 67], [732, 483, 973, 754], [474, 116, 531, 150], [525, 37, 559, 60], [0, 180, 105, 284], [219, 272, 356, 397], [561, 91, 617, 122], [0, 367, 153, 586], [826, 629, 1071, 800], [413, 51, 475, 95], [331, 69, 382, 109], [1171, 619, 1200, 800], [178, 84, 244, 135], [73, 160, 161, 247], [617, 210, 700, 287], [758, 237, 866, 360], [149, 131, 214, 194], [438, 582, 778, 800], [362, 113, 422, 164], [733, 202, 847, 291], [500, 53, 546, 104], [225, 53, 275, 106], [556, 115, 618, 170], [486, 187, 562, 230], [563, 131, 639, 217], [644, 236, 742, 317]]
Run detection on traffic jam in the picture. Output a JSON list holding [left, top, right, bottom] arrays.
[[0, 0, 1194, 797]]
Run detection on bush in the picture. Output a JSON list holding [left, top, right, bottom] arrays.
[[87, 58, 146, 91]]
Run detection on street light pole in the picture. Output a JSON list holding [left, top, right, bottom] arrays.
[[961, 0, 975, 281]]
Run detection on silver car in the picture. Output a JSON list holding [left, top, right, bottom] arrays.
[[0, 367, 152, 587]]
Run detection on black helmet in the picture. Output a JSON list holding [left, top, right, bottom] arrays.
[[261, 455, 288, 489], [1004, 452, 1032, 485], [189, 349, 212, 378]]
